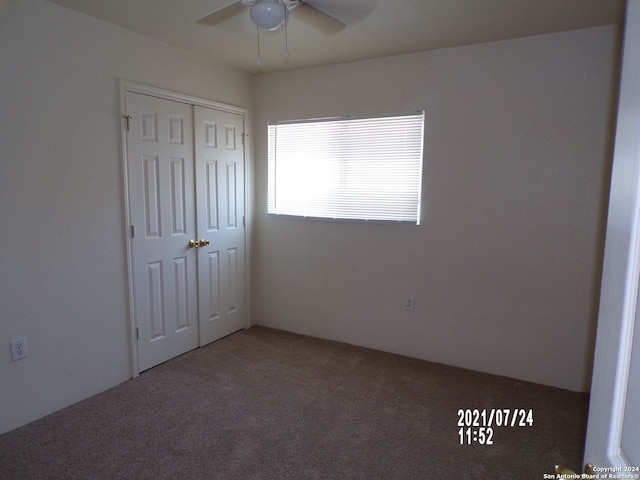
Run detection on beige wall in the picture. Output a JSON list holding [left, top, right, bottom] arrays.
[[251, 25, 619, 392], [0, 0, 252, 434]]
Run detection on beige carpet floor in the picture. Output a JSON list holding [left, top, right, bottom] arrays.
[[0, 326, 589, 479]]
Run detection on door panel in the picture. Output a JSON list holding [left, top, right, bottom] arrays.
[[195, 106, 246, 345], [584, 0, 640, 469], [126, 92, 198, 372], [205, 160, 219, 231]]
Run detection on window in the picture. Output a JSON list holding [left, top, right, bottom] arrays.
[[267, 112, 425, 224]]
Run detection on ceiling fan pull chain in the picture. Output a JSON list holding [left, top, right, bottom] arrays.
[[256, 24, 262, 65], [284, 9, 290, 57]]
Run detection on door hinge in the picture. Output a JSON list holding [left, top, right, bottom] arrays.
[[130, 225, 135, 239], [242, 215, 245, 227], [136, 327, 139, 340], [123, 114, 132, 131]]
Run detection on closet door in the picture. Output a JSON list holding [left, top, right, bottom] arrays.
[[124, 88, 248, 372], [194, 106, 247, 345], [126, 92, 198, 372]]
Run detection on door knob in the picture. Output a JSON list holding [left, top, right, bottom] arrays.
[[188, 239, 199, 249], [554, 465, 596, 477], [198, 239, 210, 248]]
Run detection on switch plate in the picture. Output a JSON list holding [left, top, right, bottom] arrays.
[[10, 337, 28, 361]]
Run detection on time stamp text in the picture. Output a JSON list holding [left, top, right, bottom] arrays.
[[458, 409, 640, 478], [457, 408, 534, 445]]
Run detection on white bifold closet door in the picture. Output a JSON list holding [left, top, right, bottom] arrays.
[[125, 91, 246, 372]]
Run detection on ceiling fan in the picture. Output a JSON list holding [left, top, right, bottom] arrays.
[[197, 0, 345, 35]]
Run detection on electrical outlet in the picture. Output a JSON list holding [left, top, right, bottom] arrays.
[[404, 295, 416, 312], [10, 337, 28, 361]]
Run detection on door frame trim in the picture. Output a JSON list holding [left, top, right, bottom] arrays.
[[119, 80, 251, 378], [583, 0, 640, 467]]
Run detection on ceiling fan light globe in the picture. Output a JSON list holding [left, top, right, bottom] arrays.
[[250, 0, 286, 30]]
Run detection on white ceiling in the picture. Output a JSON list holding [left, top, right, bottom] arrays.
[[46, 0, 624, 74]]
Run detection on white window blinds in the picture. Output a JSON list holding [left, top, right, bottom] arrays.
[[268, 112, 425, 224]]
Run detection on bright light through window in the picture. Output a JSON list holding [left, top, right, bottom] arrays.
[[268, 112, 425, 224]]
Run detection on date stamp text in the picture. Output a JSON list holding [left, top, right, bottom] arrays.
[[457, 408, 534, 445]]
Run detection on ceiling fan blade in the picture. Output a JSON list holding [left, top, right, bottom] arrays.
[[290, 1, 345, 35], [196, 1, 247, 26]]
